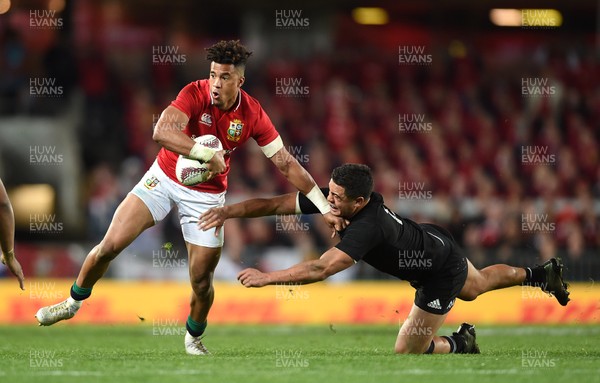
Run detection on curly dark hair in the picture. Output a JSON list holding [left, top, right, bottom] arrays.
[[331, 164, 374, 200], [205, 40, 252, 68]]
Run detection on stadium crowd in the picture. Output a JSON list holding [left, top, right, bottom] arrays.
[[0, 4, 598, 280]]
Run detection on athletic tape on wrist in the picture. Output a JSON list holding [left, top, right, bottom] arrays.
[[189, 143, 216, 162], [306, 185, 331, 215]]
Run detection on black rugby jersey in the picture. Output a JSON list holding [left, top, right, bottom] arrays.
[[298, 188, 452, 281]]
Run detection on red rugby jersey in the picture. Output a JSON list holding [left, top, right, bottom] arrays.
[[156, 79, 280, 193]]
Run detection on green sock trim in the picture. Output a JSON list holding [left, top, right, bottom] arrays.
[[186, 316, 207, 336], [72, 282, 93, 295], [70, 282, 92, 301]]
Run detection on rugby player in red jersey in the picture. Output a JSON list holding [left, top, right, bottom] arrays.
[[35, 40, 346, 355], [199, 164, 571, 354]]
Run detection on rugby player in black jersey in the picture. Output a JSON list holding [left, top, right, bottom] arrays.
[[199, 164, 570, 354]]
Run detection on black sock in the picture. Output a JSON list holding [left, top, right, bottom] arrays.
[[424, 340, 435, 354], [442, 335, 465, 353], [522, 266, 545, 286]]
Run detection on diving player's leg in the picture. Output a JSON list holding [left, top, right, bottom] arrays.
[[458, 259, 525, 301], [396, 242, 478, 354], [394, 305, 480, 354], [394, 304, 447, 354], [458, 258, 570, 305], [35, 193, 156, 325]]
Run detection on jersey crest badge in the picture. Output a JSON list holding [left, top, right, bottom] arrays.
[[227, 119, 243, 142]]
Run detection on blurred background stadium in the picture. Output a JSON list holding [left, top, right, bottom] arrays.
[[0, 0, 598, 286]]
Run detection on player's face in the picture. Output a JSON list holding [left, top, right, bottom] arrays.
[[327, 179, 363, 219], [209, 62, 245, 110]]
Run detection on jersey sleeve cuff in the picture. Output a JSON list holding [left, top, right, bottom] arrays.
[[260, 136, 284, 158], [169, 103, 191, 119], [295, 193, 302, 214]]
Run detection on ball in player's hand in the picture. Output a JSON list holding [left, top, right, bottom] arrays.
[[175, 134, 223, 186]]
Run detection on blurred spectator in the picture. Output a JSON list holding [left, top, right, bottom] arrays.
[[0, 27, 26, 114], [86, 163, 120, 241]]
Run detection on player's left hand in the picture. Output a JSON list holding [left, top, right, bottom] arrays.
[[322, 212, 349, 238], [1, 250, 25, 290], [198, 207, 227, 236], [205, 150, 226, 180], [237, 268, 270, 287]]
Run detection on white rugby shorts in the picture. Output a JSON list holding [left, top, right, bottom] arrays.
[[130, 160, 225, 248]]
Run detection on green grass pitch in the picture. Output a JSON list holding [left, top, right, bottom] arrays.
[[0, 324, 599, 383]]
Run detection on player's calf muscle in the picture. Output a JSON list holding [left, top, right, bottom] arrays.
[[93, 241, 122, 261], [460, 264, 525, 301], [394, 337, 431, 354]]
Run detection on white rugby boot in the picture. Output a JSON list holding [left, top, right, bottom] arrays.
[[184, 331, 210, 355], [35, 297, 81, 326]]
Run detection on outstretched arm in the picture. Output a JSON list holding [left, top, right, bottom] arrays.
[[199, 193, 297, 233], [0, 179, 25, 290], [237, 247, 355, 287], [269, 147, 346, 235]]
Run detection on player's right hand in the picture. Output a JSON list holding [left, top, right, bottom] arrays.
[[322, 212, 349, 238], [206, 150, 226, 180], [198, 207, 227, 236], [1, 250, 25, 290], [237, 268, 270, 288]]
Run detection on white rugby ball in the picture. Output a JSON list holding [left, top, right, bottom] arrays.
[[175, 134, 223, 186]]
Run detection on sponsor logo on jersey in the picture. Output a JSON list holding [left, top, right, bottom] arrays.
[[199, 113, 213, 126], [227, 119, 243, 142], [446, 298, 455, 310], [144, 176, 160, 190]]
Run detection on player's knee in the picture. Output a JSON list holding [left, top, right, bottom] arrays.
[[460, 289, 479, 301], [394, 344, 410, 354], [190, 274, 213, 297], [460, 276, 485, 301]]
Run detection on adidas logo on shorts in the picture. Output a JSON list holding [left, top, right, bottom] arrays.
[[447, 299, 455, 310], [427, 299, 442, 310]]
